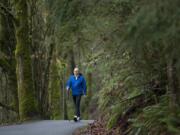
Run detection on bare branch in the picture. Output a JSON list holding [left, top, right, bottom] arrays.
[[0, 3, 16, 22]]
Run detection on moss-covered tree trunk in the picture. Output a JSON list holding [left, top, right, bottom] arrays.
[[0, 0, 19, 117], [14, 0, 37, 121], [41, 43, 55, 119]]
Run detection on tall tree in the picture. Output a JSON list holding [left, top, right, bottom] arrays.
[[14, 0, 37, 120], [0, 0, 19, 119]]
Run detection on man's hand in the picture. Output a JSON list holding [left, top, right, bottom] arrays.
[[83, 95, 87, 98]]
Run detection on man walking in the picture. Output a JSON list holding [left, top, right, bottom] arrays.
[[66, 67, 87, 122]]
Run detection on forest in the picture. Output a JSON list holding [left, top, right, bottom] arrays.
[[0, 0, 180, 135]]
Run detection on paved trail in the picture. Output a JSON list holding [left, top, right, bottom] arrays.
[[0, 120, 94, 135]]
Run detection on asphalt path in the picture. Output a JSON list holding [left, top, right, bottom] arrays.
[[0, 120, 94, 135]]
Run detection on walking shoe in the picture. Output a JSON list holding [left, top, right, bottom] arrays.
[[77, 117, 80, 121], [73, 115, 78, 122]]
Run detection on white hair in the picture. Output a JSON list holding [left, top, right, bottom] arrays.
[[74, 67, 79, 71]]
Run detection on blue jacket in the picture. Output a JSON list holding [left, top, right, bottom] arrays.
[[66, 74, 87, 96]]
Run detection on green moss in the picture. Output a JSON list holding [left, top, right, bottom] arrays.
[[15, 0, 38, 121], [16, 54, 38, 120], [0, 0, 19, 116], [48, 59, 62, 119]]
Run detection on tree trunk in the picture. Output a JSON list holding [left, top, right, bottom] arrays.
[[68, 48, 76, 74], [14, 0, 38, 121], [167, 58, 180, 115], [63, 67, 68, 120], [0, 0, 19, 118], [41, 43, 55, 119]]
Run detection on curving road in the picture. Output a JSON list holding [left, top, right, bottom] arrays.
[[0, 120, 94, 135]]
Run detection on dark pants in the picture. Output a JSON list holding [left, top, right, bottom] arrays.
[[72, 94, 82, 117]]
